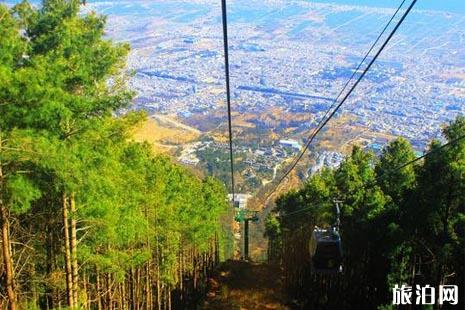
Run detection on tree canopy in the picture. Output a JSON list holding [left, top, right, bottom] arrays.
[[269, 116, 465, 308], [0, 1, 231, 309]]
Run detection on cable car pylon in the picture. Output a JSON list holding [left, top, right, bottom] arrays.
[[234, 209, 259, 261]]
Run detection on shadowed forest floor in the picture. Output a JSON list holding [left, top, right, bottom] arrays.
[[202, 260, 291, 310]]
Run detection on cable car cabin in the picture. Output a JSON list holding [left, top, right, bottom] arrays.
[[310, 227, 343, 274]]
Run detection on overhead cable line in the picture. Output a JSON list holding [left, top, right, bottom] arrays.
[[266, 0, 417, 202], [372, 132, 465, 184], [277, 132, 465, 218], [221, 0, 236, 202], [277, 0, 407, 185]]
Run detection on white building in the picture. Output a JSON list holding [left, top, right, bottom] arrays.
[[228, 193, 252, 209], [279, 139, 302, 150]]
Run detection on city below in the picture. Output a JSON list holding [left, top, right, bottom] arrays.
[[85, 0, 464, 193]]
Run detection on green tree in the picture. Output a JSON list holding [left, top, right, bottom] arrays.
[[0, 5, 37, 308], [375, 137, 416, 205], [2, 1, 131, 306], [0, 2, 230, 308], [414, 117, 465, 289], [273, 117, 465, 308]]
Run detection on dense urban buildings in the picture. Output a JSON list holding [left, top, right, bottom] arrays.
[[81, 0, 465, 190]]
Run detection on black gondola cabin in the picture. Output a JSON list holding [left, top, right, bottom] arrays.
[[310, 227, 343, 274]]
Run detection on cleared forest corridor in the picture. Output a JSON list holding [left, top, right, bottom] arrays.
[[203, 260, 290, 310]]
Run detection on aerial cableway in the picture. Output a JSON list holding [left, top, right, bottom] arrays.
[[310, 201, 343, 274], [219, 0, 419, 269], [278, 131, 465, 220], [266, 0, 418, 202]]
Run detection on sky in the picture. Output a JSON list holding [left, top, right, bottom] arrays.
[[309, 0, 465, 13], [3, 0, 465, 14]]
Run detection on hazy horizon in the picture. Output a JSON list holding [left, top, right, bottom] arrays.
[[3, 0, 465, 14]]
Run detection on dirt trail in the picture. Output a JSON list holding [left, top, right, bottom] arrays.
[[152, 114, 201, 134], [202, 260, 290, 310]]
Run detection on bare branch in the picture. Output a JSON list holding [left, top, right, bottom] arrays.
[[10, 241, 34, 251], [77, 231, 89, 245]]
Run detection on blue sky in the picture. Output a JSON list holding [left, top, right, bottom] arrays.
[[4, 0, 465, 14], [310, 0, 465, 13]]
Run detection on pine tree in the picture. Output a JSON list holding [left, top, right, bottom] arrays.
[[0, 2, 230, 308]]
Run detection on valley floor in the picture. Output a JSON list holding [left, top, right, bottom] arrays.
[[202, 260, 290, 310]]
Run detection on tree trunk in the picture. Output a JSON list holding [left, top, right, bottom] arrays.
[[0, 204, 17, 310], [0, 135, 17, 310], [145, 262, 152, 310], [83, 271, 89, 310], [155, 235, 161, 310], [96, 269, 102, 310], [117, 283, 123, 310], [62, 193, 75, 308], [70, 193, 79, 307], [46, 214, 56, 309], [105, 273, 111, 310], [130, 268, 135, 309], [121, 278, 126, 310], [179, 250, 183, 302], [135, 267, 141, 310]]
